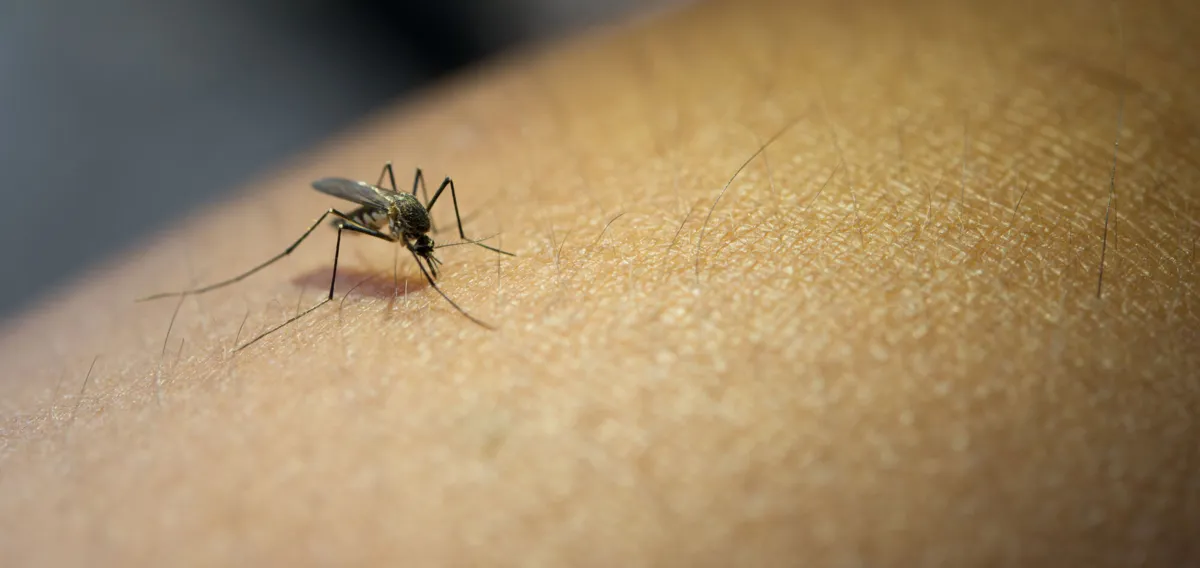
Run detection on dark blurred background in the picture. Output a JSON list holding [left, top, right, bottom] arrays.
[[0, 0, 679, 319]]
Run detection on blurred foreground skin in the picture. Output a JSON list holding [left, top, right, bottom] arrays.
[[1, 0, 1198, 565]]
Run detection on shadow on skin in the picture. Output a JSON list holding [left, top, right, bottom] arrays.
[[289, 266, 429, 300]]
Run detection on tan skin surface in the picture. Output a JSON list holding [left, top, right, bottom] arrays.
[[1, 0, 1198, 565]]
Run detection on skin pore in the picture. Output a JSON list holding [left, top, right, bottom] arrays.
[[1, 0, 1198, 564]]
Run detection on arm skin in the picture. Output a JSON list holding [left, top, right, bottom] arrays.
[[2, 0, 1198, 565]]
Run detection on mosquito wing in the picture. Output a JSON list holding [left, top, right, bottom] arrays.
[[311, 177, 398, 208]]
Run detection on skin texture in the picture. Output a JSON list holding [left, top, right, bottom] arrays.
[[1, 0, 1198, 565]]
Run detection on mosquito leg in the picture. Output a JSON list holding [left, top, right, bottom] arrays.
[[325, 226, 344, 300], [235, 297, 333, 352], [235, 221, 396, 352], [332, 222, 397, 297], [409, 249, 494, 330], [425, 176, 515, 257], [139, 209, 380, 301], [433, 234, 503, 249], [330, 205, 374, 231], [411, 167, 437, 233], [375, 161, 398, 191]]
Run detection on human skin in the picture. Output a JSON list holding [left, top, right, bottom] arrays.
[[1, 0, 1198, 565]]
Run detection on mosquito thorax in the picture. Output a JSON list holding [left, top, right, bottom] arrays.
[[389, 192, 431, 234]]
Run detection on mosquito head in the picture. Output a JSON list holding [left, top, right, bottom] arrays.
[[404, 234, 436, 275], [411, 234, 435, 255]]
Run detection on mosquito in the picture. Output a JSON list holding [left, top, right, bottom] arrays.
[[139, 162, 515, 350]]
